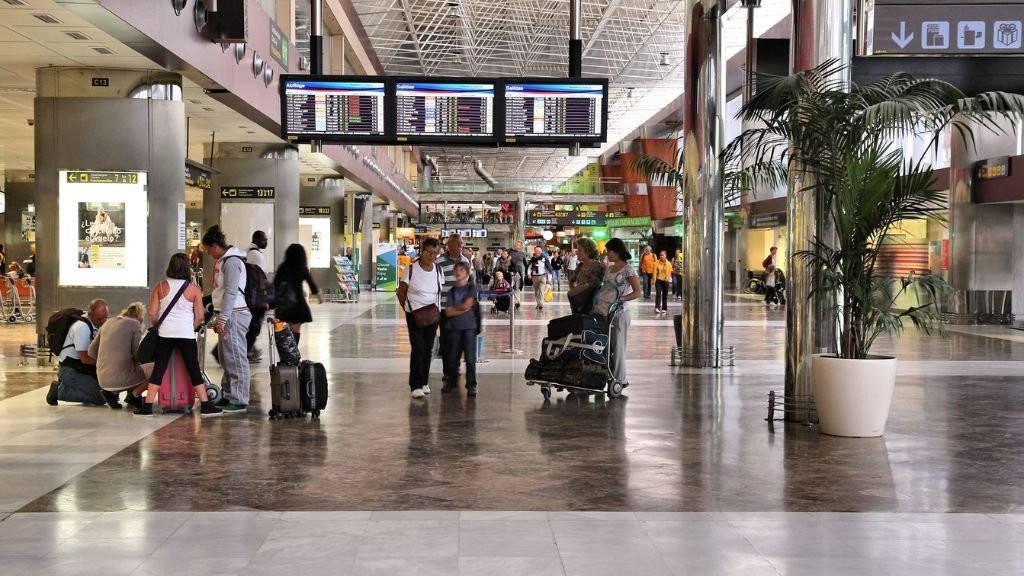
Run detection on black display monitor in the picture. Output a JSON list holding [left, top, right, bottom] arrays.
[[501, 79, 609, 146], [279, 75, 388, 142], [393, 78, 497, 144]]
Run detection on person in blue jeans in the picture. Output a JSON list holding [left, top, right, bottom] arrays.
[[442, 261, 480, 396]]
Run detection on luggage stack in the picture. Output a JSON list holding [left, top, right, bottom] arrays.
[[267, 318, 329, 420], [525, 313, 612, 390]]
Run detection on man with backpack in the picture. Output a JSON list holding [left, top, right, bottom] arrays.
[[245, 230, 270, 363], [46, 299, 120, 409], [202, 225, 251, 414]]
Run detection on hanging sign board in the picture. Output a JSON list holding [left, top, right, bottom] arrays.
[[527, 209, 606, 226], [870, 1, 1024, 55], [299, 206, 332, 216], [976, 156, 1011, 179], [269, 20, 290, 68], [750, 212, 787, 229], [221, 187, 275, 199]]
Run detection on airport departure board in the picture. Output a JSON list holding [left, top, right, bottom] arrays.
[[394, 81, 496, 141], [503, 81, 607, 144], [280, 78, 386, 141]]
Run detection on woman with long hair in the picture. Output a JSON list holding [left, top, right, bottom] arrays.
[[273, 243, 324, 345], [594, 238, 642, 386], [136, 253, 222, 417]]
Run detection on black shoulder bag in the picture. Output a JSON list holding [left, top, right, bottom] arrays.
[[136, 281, 189, 363]]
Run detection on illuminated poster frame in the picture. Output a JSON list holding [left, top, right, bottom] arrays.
[[59, 170, 148, 287], [299, 216, 332, 269]]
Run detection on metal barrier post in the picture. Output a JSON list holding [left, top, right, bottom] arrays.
[[501, 273, 523, 355]]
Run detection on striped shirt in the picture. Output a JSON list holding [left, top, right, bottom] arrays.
[[436, 252, 473, 294]]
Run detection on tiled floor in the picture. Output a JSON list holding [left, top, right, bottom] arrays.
[[1, 291, 1023, 574]]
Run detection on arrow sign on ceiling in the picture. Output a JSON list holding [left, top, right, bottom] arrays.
[[891, 21, 914, 49]]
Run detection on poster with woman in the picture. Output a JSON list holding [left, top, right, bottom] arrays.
[[77, 202, 126, 269]]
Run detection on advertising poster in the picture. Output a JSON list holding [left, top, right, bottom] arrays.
[[21, 211, 36, 241], [375, 243, 398, 291], [77, 202, 126, 269], [59, 170, 147, 287], [299, 216, 332, 269]]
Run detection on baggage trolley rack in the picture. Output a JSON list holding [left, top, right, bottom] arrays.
[[526, 305, 626, 401], [0, 277, 35, 323]]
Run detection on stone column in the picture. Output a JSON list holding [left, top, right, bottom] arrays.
[[784, 0, 853, 421], [34, 68, 184, 335], [204, 145, 300, 279]]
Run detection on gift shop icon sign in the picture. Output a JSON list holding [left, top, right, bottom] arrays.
[[922, 21, 949, 50], [994, 21, 1022, 49], [958, 21, 986, 49]]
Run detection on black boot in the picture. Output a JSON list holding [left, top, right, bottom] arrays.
[[124, 392, 143, 411], [46, 381, 59, 406], [102, 390, 122, 410], [133, 403, 153, 416]]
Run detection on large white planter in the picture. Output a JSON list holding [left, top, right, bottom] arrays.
[[811, 354, 898, 437]]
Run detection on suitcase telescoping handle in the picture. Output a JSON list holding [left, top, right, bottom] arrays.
[[267, 316, 277, 365]]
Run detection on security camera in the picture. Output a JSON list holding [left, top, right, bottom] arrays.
[[27, 119, 34, 126]]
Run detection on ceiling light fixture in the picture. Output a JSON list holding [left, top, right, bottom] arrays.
[[447, 2, 460, 19], [626, 87, 634, 98], [659, 52, 670, 66]]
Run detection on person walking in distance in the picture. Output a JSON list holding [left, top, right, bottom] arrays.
[[762, 246, 778, 270], [550, 248, 565, 292], [528, 245, 552, 310], [202, 225, 251, 414], [508, 240, 527, 293], [245, 230, 269, 363], [653, 250, 673, 315], [672, 251, 683, 299], [397, 237, 443, 399], [639, 245, 656, 299], [136, 254, 223, 417], [566, 248, 580, 288], [273, 244, 324, 346]]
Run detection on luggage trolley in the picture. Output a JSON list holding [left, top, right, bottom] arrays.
[[525, 304, 626, 400], [4, 277, 35, 323]]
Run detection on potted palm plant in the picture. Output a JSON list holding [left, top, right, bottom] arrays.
[[724, 60, 1024, 437]]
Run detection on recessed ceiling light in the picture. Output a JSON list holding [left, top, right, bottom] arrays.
[[91, 47, 113, 54], [202, 107, 215, 111], [64, 31, 89, 40], [3, 0, 29, 6], [32, 13, 62, 24]]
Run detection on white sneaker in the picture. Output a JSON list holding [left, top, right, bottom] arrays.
[[411, 388, 426, 399], [422, 384, 431, 394]]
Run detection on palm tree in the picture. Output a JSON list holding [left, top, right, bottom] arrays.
[[722, 59, 1024, 359]]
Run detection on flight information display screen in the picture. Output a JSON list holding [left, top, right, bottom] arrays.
[[503, 81, 607, 144], [280, 77, 386, 141], [394, 81, 496, 141]]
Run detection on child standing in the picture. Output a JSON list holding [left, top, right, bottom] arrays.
[[442, 261, 480, 396]]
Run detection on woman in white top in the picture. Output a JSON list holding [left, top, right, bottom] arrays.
[[397, 237, 443, 399], [134, 253, 222, 417]]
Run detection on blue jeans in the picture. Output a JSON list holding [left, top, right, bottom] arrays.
[[443, 328, 478, 388], [641, 272, 653, 298], [552, 269, 562, 291]]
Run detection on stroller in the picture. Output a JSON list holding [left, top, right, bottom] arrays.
[[488, 273, 513, 316], [524, 303, 626, 400]]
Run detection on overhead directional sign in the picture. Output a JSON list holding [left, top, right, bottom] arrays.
[[872, 2, 1024, 55]]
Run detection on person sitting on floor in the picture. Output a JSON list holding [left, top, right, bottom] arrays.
[[87, 302, 152, 411], [46, 298, 120, 409]]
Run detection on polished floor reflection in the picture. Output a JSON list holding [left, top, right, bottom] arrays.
[[1, 292, 1023, 574]]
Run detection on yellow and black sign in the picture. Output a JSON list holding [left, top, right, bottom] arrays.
[[221, 187, 275, 199], [66, 171, 140, 184], [299, 206, 331, 216]]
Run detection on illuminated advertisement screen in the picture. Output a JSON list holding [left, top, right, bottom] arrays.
[[280, 76, 387, 141], [394, 80, 496, 142], [503, 80, 608, 145], [59, 170, 148, 287]]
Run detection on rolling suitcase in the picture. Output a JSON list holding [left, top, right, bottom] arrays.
[[298, 360, 328, 419], [268, 318, 304, 419], [158, 349, 194, 413]]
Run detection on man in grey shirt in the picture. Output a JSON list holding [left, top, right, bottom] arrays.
[[508, 240, 527, 294], [203, 225, 251, 414]]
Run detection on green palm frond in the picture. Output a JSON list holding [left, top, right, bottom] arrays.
[[734, 59, 1022, 359]]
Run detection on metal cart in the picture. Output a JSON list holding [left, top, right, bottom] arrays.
[[525, 305, 626, 400]]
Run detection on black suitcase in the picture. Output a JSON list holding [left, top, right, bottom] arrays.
[[299, 360, 328, 419], [547, 314, 603, 340]]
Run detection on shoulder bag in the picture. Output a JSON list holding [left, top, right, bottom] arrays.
[[408, 262, 442, 328], [136, 281, 189, 363]]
